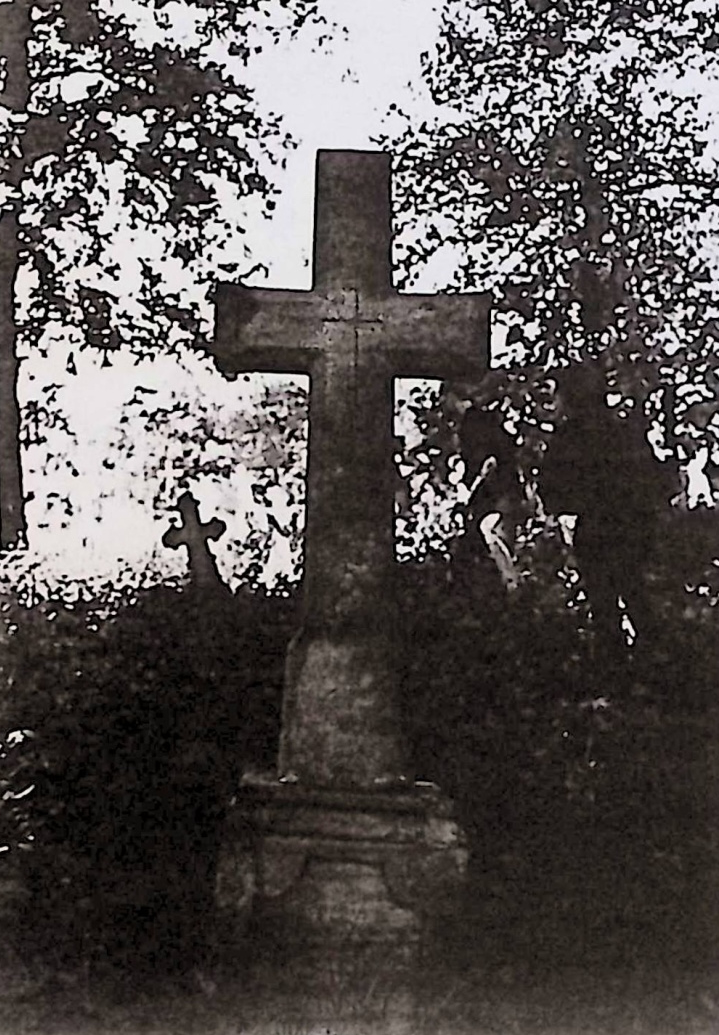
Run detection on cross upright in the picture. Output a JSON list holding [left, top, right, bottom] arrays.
[[212, 150, 490, 788], [163, 491, 227, 591]]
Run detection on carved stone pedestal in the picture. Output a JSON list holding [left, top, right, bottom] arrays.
[[216, 773, 468, 983]]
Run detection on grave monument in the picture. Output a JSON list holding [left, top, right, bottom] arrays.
[[210, 150, 490, 962], [163, 490, 227, 593]]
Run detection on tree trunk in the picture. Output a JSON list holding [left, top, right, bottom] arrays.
[[0, 209, 23, 547], [0, 0, 32, 548]]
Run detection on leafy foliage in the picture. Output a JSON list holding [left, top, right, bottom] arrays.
[[0, 0, 331, 565], [0, 0, 718, 985], [399, 543, 719, 969], [383, 0, 719, 513], [0, 488, 717, 977], [0, 583, 295, 976], [5, 0, 328, 377]]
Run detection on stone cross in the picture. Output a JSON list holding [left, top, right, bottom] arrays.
[[212, 150, 490, 788], [163, 491, 227, 590]]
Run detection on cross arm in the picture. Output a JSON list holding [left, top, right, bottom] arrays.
[[211, 282, 351, 378], [360, 292, 492, 380]]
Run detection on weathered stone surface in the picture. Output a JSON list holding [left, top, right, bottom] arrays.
[[212, 151, 489, 787], [217, 775, 467, 954], [214, 845, 256, 916], [212, 149, 487, 965], [280, 631, 408, 787], [162, 491, 227, 592]]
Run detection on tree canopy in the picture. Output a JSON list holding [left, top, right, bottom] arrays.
[[0, 0, 330, 594], [2, 0, 718, 601], [384, 0, 719, 500]]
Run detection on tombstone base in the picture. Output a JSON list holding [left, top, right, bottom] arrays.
[[215, 774, 467, 983]]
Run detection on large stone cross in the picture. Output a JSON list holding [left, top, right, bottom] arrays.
[[212, 150, 490, 788]]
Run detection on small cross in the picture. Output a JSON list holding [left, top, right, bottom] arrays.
[[163, 491, 227, 590]]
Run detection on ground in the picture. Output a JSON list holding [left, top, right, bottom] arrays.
[[0, 957, 717, 1035]]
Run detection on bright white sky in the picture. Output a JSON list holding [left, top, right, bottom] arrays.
[[243, 0, 445, 288]]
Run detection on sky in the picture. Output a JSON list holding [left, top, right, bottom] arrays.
[[1, 0, 469, 600], [240, 0, 445, 289]]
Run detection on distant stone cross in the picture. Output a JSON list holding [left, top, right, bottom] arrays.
[[213, 150, 490, 787], [163, 491, 226, 590]]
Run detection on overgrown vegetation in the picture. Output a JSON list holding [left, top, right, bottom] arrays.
[[1, 0, 718, 1023], [401, 550, 719, 974], [0, 583, 295, 983], [1, 476, 718, 987]]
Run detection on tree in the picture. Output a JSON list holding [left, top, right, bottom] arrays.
[[389, 1, 718, 365], [0, 0, 32, 547], [0, 0, 326, 551], [379, 0, 719, 633], [384, 0, 719, 449]]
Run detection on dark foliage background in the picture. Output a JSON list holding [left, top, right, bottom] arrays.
[[0, 585, 295, 981], [399, 543, 719, 973], [0, 0, 718, 1004], [1, 508, 718, 983]]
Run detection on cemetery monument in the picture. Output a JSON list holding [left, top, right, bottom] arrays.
[[210, 150, 491, 963]]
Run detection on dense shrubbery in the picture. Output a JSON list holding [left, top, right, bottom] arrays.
[[0, 514, 718, 979], [0, 584, 294, 979], [399, 519, 719, 970]]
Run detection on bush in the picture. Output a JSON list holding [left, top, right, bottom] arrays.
[[0, 583, 295, 978], [1, 521, 718, 980], [398, 541, 719, 970]]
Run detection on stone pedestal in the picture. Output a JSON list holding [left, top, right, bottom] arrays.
[[216, 773, 467, 981]]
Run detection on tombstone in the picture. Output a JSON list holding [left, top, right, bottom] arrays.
[[162, 489, 232, 682], [161, 493, 244, 973], [162, 490, 227, 593], [210, 151, 490, 975]]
